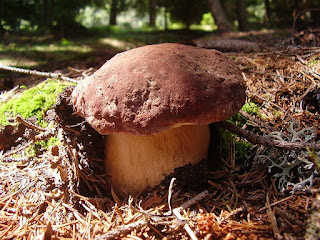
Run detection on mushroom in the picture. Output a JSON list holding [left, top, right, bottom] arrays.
[[71, 43, 246, 196]]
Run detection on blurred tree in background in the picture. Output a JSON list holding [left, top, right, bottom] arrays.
[[0, 0, 34, 31], [158, 0, 208, 28], [208, 0, 232, 32], [236, 0, 249, 31], [130, 0, 156, 27], [0, 0, 319, 35], [108, 0, 131, 25]]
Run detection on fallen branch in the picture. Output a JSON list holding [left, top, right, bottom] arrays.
[[0, 64, 78, 84], [215, 121, 320, 151]]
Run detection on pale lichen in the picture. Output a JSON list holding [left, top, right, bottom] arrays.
[[256, 122, 319, 192]]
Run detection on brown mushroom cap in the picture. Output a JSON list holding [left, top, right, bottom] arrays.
[[71, 43, 246, 135]]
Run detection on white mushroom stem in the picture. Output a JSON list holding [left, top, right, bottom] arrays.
[[105, 124, 210, 196]]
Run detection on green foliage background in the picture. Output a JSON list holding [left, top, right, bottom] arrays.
[[1, 0, 318, 33]]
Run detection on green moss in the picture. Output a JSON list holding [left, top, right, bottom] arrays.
[[235, 140, 253, 160], [230, 101, 261, 126], [0, 79, 74, 126], [220, 130, 253, 161], [26, 137, 60, 156], [241, 102, 260, 115], [220, 101, 259, 163], [308, 60, 320, 67]]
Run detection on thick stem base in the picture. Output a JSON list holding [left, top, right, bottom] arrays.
[[105, 124, 210, 196]]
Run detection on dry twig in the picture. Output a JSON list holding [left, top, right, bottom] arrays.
[[0, 64, 78, 84]]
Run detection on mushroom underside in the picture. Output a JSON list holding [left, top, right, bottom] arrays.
[[105, 124, 210, 196]]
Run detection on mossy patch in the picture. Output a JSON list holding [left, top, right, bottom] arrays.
[[230, 101, 261, 126], [218, 102, 262, 165], [308, 60, 320, 69], [0, 79, 74, 127], [219, 129, 254, 165]]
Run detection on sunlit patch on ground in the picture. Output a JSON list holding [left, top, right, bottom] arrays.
[[0, 54, 40, 67], [99, 37, 141, 50]]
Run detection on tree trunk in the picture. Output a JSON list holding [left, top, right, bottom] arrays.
[[264, 0, 271, 22], [310, 9, 320, 27], [164, 0, 168, 30], [309, 1, 320, 26], [110, 0, 117, 25], [149, 0, 156, 27], [207, 0, 232, 32], [293, 0, 308, 30], [48, 0, 53, 26], [236, 0, 249, 31], [40, 0, 53, 28], [40, 0, 48, 28], [43, 0, 48, 24], [0, 0, 3, 32]]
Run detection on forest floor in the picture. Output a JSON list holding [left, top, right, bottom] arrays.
[[0, 28, 320, 239]]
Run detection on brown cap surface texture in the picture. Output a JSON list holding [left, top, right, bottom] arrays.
[[71, 43, 246, 135]]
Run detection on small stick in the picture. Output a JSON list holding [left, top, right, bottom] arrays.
[[63, 203, 88, 228], [167, 178, 176, 216], [95, 220, 147, 240], [0, 64, 78, 84], [147, 223, 165, 238], [215, 120, 320, 151], [167, 178, 199, 239], [179, 190, 209, 210], [0, 181, 36, 203], [172, 208, 198, 240], [239, 110, 277, 133], [0, 223, 14, 240], [0, 141, 34, 159], [274, 207, 305, 226], [115, 204, 126, 224], [96, 190, 209, 240], [1, 116, 56, 158], [266, 193, 283, 240], [15, 115, 47, 132], [219, 207, 245, 224], [258, 195, 295, 212]]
